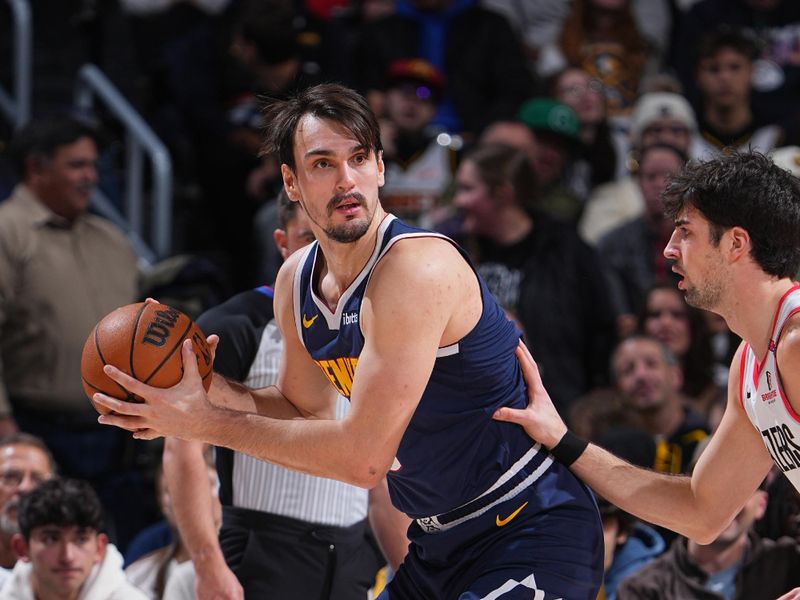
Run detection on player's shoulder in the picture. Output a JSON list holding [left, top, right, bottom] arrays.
[[778, 313, 800, 363], [377, 234, 466, 281], [274, 244, 313, 297]]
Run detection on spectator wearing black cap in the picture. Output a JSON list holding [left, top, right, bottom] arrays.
[[379, 59, 459, 228]]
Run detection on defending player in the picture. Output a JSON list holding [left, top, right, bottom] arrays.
[[496, 152, 800, 552]]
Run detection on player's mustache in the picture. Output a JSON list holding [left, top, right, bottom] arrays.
[[327, 192, 366, 215]]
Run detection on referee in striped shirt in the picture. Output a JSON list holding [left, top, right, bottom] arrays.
[[162, 193, 409, 599]]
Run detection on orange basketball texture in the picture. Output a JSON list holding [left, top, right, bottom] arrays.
[[81, 302, 214, 415]]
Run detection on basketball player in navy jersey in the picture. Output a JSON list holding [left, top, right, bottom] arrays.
[[94, 83, 604, 599], [496, 152, 800, 560]]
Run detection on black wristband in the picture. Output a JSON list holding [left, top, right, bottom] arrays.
[[548, 430, 588, 467]]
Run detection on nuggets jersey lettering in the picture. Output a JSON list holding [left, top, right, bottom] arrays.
[[741, 285, 800, 491], [293, 215, 540, 516]]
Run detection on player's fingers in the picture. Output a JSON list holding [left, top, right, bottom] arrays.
[[96, 409, 146, 432], [515, 343, 545, 393], [181, 339, 202, 382], [93, 393, 148, 417], [103, 365, 153, 397], [492, 406, 528, 424], [206, 334, 220, 364], [144, 297, 159, 305]]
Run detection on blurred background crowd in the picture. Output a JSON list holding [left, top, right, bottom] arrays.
[[1, 0, 800, 598]]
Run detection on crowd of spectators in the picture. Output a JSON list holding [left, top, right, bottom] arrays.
[[1, 0, 800, 598]]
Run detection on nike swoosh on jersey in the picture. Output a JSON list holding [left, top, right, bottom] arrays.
[[302, 313, 318, 328], [495, 501, 529, 527]]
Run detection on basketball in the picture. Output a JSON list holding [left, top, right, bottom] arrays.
[[81, 302, 214, 415]]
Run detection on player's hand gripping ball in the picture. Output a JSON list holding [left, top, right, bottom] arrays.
[[81, 302, 213, 415]]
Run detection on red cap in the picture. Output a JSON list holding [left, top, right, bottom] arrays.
[[387, 58, 445, 96]]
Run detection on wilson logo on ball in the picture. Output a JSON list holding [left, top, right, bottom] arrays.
[[142, 308, 181, 347]]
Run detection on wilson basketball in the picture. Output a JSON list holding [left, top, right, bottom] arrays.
[[81, 302, 213, 415]]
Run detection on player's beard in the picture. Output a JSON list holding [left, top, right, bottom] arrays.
[[324, 192, 374, 243], [684, 274, 724, 311]]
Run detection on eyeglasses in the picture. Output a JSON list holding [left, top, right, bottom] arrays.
[[558, 79, 604, 98], [0, 469, 49, 488]]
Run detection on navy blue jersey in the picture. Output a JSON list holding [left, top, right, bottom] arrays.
[[293, 215, 540, 517]]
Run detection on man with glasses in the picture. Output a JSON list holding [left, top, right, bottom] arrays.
[[0, 434, 55, 582]]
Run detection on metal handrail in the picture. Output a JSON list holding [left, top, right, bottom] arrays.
[[73, 63, 173, 260], [0, 0, 32, 128]]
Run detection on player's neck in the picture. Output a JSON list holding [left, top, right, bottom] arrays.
[[315, 208, 387, 305], [722, 276, 797, 358]]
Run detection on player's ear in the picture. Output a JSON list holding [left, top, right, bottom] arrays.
[[728, 226, 750, 262], [376, 150, 385, 188], [281, 165, 301, 201]]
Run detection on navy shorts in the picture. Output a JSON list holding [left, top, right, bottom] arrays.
[[379, 460, 604, 600]]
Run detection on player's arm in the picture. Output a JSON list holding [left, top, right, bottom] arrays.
[[162, 438, 243, 600], [203, 252, 338, 420], [95, 239, 463, 488], [197, 237, 459, 486], [495, 341, 774, 543]]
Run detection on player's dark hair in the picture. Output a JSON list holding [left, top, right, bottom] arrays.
[[463, 143, 539, 217], [663, 152, 800, 278], [17, 478, 105, 541], [260, 83, 382, 171], [8, 116, 98, 180]]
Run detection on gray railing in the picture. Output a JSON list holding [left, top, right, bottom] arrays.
[[0, 0, 32, 128], [74, 63, 173, 261]]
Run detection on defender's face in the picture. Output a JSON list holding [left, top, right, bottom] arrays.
[[282, 115, 384, 245], [664, 207, 727, 312]]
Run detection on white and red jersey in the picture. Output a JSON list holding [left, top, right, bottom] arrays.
[[740, 284, 800, 491]]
